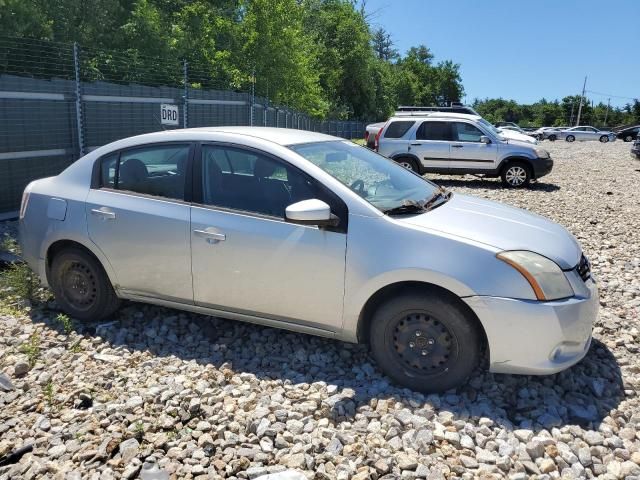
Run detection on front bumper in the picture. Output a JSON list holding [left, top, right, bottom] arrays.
[[532, 157, 554, 179], [631, 145, 640, 158], [463, 273, 598, 375]]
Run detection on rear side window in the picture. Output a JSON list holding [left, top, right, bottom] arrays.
[[99, 144, 190, 201], [383, 121, 415, 138], [417, 122, 452, 141]]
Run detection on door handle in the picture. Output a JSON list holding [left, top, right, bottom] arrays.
[[452, 145, 464, 148], [410, 142, 422, 146], [90, 208, 116, 219], [193, 229, 226, 243]]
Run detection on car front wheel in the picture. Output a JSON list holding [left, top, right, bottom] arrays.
[[624, 135, 633, 142], [566, 135, 575, 142], [50, 247, 120, 321], [599, 135, 609, 143], [548, 134, 557, 141], [395, 157, 420, 173], [369, 291, 481, 393], [501, 162, 531, 188]]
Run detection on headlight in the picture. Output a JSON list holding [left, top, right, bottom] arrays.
[[497, 251, 574, 301], [534, 148, 550, 159]]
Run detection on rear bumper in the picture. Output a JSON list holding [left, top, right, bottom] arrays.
[[631, 146, 640, 158], [463, 274, 598, 375], [532, 157, 554, 179]]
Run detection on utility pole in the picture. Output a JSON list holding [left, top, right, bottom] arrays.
[[604, 98, 610, 126], [575, 76, 587, 126], [569, 102, 575, 125]]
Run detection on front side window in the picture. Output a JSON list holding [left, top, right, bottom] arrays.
[[453, 122, 485, 142], [99, 144, 190, 200], [201, 145, 317, 218], [290, 141, 441, 213], [384, 121, 415, 138], [417, 121, 452, 141]]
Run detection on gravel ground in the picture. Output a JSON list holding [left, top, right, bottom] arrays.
[[1, 140, 639, 480]]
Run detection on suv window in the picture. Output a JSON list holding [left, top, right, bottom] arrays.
[[453, 122, 485, 142], [99, 144, 190, 200], [201, 145, 317, 218], [384, 121, 415, 138], [417, 121, 451, 141]]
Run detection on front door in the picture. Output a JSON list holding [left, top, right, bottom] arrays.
[[449, 121, 498, 171], [86, 143, 194, 302], [410, 120, 451, 170], [190, 143, 347, 331]]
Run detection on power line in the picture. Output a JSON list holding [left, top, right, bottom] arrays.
[[585, 89, 638, 101]]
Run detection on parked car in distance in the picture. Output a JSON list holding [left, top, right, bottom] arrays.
[[376, 114, 552, 187], [19, 127, 597, 393], [556, 126, 616, 143], [365, 122, 385, 149], [632, 136, 640, 159], [617, 125, 640, 142], [533, 127, 563, 141]]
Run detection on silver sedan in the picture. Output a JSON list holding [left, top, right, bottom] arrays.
[[556, 126, 616, 143], [18, 127, 598, 392]]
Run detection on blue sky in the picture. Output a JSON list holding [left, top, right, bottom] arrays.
[[364, 0, 639, 107]]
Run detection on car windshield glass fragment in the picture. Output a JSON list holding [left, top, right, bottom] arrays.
[[289, 141, 440, 213]]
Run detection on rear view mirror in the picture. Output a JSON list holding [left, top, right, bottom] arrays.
[[285, 199, 339, 227], [480, 136, 491, 144]]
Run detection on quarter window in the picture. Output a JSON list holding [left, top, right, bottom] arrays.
[[453, 122, 485, 142], [201, 145, 317, 218], [383, 121, 415, 138], [99, 144, 190, 200], [416, 121, 451, 141]]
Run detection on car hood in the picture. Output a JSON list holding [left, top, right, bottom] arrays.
[[398, 194, 581, 269], [499, 129, 537, 144]]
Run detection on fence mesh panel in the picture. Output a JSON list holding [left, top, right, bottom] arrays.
[[0, 36, 369, 214]]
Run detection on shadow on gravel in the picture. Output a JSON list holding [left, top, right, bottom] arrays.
[[433, 177, 561, 192], [31, 302, 623, 435]]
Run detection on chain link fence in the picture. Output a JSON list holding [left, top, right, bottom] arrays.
[[0, 37, 369, 215]]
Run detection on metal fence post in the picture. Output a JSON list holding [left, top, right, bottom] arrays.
[[73, 42, 85, 157], [250, 70, 255, 126], [183, 60, 188, 128]]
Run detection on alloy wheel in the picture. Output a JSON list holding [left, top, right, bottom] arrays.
[[399, 160, 415, 171], [505, 166, 527, 186]]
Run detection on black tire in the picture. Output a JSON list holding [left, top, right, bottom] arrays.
[[566, 135, 575, 142], [50, 247, 120, 321], [395, 157, 420, 173], [548, 134, 557, 142], [501, 161, 531, 188], [624, 135, 632, 142], [369, 291, 481, 393], [599, 135, 609, 143]]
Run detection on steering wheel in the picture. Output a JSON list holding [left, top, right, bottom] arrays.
[[350, 179, 366, 196]]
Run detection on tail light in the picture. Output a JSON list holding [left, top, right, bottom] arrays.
[[364, 131, 369, 143], [374, 122, 388, 152], [19, 183, 33, 219]]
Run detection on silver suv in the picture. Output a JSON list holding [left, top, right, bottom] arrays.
[[377, 113, 553, 187]]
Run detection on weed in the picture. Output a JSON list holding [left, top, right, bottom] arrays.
[[0, 234, 18, 253], [69, 339, 84, 353], [19, 332, 41, 366], [43, 380, 54, 405], [0, 262, 39, 303], [56, 313, 74, 334]]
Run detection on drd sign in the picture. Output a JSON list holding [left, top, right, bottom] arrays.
[[160, 104, 179, 126]]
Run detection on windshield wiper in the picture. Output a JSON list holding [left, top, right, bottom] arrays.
[[422, 190, 451, 210], [383, 190, 451, 216]]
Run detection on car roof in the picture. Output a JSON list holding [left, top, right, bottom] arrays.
[[117, 126, 339, 147], [390, 112, 481, 121]]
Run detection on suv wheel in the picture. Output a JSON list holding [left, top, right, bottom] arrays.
[[501, 162, 531, 188], [395, 157, 420, 173], [369, 291, 481, 393], [599, 135, 609, 143], [566, 135, 575, 142], [50, 247, 120, 321]]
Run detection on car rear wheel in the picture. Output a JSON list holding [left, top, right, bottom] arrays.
[[50, 247, 120, 321], [624, 135, 633, 142], [566, 135, 575, 142], [395, 157, 420, 173], [599, 135, 609, 143], [548, 134, 557, 142], [369, 291, 481, 393], [501, 161, 531, 188]]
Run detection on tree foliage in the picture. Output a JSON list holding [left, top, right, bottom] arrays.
[[0, 0, 464, 120]]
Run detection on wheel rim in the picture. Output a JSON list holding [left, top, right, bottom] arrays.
[[399, 161, 414, 171], [391, 312, 458, 374], [567, 136, 574, 142], [625, 136, 632, 142], [506, 166, 527, 186], [60, 261, 98, 311], [600, 136, 608, 143]]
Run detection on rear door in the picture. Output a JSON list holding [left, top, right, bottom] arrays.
[[409, 120, 451, 170], [449, 122, 498, 171], [86, 143, 194, 302]]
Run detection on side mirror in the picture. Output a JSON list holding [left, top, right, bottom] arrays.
[[480, 135, 491, 144], [285, 199, 339, 227]]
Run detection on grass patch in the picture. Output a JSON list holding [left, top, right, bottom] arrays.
[[0, 262, 40, 303], [43, 380, 55, 405], [351, 138, 366, 146], [20, 332, 41, 366], [56, 313, 74, 335]]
